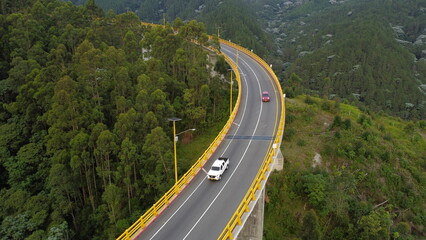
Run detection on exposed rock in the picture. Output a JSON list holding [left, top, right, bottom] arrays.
[[351, 64, 361, 71], [414, 35, 426, 45], [347, 11, 353, 16], [327, 55, 336, 61], [329, 0, 348, 4], [414, 39, 424, 45], [395, 38, 411, 45], [417, 34, 426, 40], [194, 4, 205, 13], [405, 103, 414, 108], [283, 1, 293, 8], [299, 51, 313, 57], [312, 152, 322, 168], [352, 93, 361, 100], [391, 25, 405, 36]]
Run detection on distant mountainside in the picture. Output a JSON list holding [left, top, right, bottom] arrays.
[[69, 0, 426, 120], [256, 0, 426, 119], [69, 0, 274, 56]]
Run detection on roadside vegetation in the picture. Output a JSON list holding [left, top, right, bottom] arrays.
[[1, 1, 425, 240], [265, 95, 426, 239], [0, 1, 232, 239]]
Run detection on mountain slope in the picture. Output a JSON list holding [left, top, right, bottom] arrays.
[[258, 0, 426, 120], [265, 95, 426, 239], [69, 0, 273, 55]]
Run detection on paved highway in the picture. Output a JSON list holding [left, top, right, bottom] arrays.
[[135, 42, 283, 240]]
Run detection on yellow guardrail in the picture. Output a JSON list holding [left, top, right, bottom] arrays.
[[118, 21, 285, 240], [116, 27, 241, 240], [217, 40, 285, 240]]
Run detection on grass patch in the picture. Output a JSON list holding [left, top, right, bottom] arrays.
[[177, 118, 227, 174], [269, 96, 426, 240]]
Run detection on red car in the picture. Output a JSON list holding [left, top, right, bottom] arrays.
[[262, 91, 270, 102]]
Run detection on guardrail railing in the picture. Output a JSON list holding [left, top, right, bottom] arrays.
[[117, 25, 242, 240], [217, 40, 286, 240]]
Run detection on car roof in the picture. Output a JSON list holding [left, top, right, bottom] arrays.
[[212, 160, 224, 167], [262, 91, 269, 94]]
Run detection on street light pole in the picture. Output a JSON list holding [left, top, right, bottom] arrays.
[[172, 120, 177, 183], [167, 118, 196, 184], [230, 70, 233, 116], [168, 117, 181, 183]]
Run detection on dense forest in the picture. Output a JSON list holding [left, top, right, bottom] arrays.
[[1, 0, 425, 240], [257, 0, 426, 120], [0, 0, 232, 239], [69, 0, 426, 120], [265, 95, 425, 239], [68, 0, 274, 57]]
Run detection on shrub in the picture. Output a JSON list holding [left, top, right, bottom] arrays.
[[331, 115, 342, 129], [358, 114, 372, 128], [286, 113, 297, 124], [297, 139, 306, 146], [334, 131, 341, 139], [394, 222, 411, 238], [342, 119, 352, 130], [417, 120, 426, 129], [284, 128, 296, 141], [321, 100, 332, 111], [301, 174, 328, 209], [305, 95, 317, 105]]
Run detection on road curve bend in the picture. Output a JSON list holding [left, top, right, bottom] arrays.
[[132, 41, 283, 240]]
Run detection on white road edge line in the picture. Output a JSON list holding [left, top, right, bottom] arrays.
[[182, 47, 264, 240], [148, 46, 251, 240]]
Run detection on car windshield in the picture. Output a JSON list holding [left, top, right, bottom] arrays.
[[211, 166, 220, 171], [262, 93, 269, 97]]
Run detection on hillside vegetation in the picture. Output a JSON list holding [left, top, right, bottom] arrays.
[[68, 0, 426, 120], [258, 0, 426, 120], [69, 0, 274, 57], [265, 96, 426, 239], [0, 1, 231, 239]]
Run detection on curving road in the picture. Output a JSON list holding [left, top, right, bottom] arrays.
[[135, 42, 282, 240]]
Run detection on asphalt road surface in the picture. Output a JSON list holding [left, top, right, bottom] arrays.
[[135, 42, 283, 240]]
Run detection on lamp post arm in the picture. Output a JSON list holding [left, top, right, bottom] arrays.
[[176, 128, 196, 136]]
